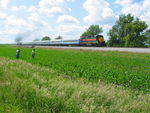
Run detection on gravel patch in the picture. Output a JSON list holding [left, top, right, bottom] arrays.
[[36, 46, 150, 53]]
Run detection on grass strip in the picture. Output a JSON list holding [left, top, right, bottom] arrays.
[[0, 57, 150, 113]]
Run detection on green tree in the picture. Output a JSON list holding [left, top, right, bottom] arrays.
[[144, 29, 150, 47], [107, 25, 121, 47], [124, 18, 147, 47], [55, 35, 63, 40], [108, 14, 148, 47], [81, 25, 103, 37], [42, 36, 51, 41]]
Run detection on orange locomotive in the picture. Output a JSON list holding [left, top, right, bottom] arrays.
[[79, 35, 106, 47]]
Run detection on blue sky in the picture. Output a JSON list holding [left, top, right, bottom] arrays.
[[0, 0, 150, 43]]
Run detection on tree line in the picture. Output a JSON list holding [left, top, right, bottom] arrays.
[[81, 14, 150, 47], [15, 13, 150, 47], [15, 35, 63, 44], [108, 14, 150, 47], [33, 35, 63, 42]]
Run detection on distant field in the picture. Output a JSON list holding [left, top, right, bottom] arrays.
[[0, 45, 150, 93]]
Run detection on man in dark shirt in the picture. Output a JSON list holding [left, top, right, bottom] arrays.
[[16, 49, 20, 59]]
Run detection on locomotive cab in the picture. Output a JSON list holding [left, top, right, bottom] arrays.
[[96, 35, 106, 47]]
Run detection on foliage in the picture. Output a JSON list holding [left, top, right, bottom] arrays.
[[41, 36, 51, 41], [108, 14, 148, 47], [81, 25, 103, 37], [0, 46, 150, 93], [55, 35, 63, 40], [144, 29, 150, 47]]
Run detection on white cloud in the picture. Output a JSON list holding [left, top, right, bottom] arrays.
[[143, 0, 150, 10], [57, 15, 80, 24], [28, 12, 49, 29], [39, 6, 65, 15], [102, 8, 115, 19], [0, 0, 9, 8], [116, 0, 150, 28], [121, 3, 142, 16], [0, 0, 117, 43], [6, 16, 28, 26], [0, 37, 14, 44], [38, 0, 73, 15], [11, 5, 27, 11], [58, 24, 85, 39], [0, 12, 7, 18], [0, 27, 21, 44], [103, 24, 112, 30], [0, 29, 20, 35], [28, 6, 37, 12], [115, 0, 133, 6], [140, 12, 150, 27], [83, 0, 116, 24], [0, 0, 78, 43], [48, 7, 63, 14], [39, 0, 74, 7], [39, 0, 65, 7], [29, 13, 41, 22]]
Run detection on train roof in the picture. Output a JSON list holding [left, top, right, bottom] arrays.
[[22, 39, 79, 44], [80, 35, 103, 38]]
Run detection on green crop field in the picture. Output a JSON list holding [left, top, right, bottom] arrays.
[[0, 46, 150, 92], [0, 45, 150, 113]]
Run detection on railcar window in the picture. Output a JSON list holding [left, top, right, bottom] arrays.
[[80, 35, 102, 39]]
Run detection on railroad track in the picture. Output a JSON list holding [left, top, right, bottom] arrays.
[[36, 46, 150, 54]]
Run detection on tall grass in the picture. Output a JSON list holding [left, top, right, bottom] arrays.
[[0, 57, 150, 113], [0, 45, 150, 93]]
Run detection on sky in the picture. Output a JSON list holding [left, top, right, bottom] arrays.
[[0, 0, 150, 43]]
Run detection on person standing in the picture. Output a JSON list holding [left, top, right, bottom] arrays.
[[32, 49, 35, 59], [16, 49, 20, 59]]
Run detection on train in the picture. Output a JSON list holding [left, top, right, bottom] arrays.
[[22, 35, 106, 47]]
